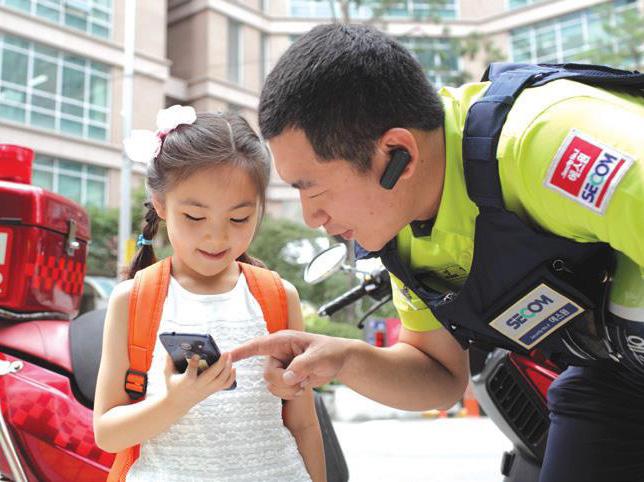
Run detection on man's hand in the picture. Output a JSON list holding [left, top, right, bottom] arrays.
[[231, 330, 353, 399]]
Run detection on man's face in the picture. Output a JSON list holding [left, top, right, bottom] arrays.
[[268, 128, 407, 252]]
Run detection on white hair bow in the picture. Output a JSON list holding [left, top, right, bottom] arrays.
[[123, 105, 197, 164]]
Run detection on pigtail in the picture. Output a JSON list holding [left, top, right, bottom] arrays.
[[125, 202, 161, 279], [237, 252, 267, 269]]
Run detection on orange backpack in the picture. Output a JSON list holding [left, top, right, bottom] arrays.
[[107, 257, 288, 481]]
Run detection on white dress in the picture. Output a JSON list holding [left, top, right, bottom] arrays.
[[126, 273, 312, 482]]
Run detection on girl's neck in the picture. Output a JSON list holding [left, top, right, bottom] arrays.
[[169, 255, 240, 295]]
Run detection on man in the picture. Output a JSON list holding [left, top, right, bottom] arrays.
[[232, 24, 644, 481]]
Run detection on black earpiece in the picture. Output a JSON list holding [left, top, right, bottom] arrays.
[[379, 149, 411, 190]]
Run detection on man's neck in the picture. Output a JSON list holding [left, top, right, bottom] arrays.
[[410, 127, 446, 222]]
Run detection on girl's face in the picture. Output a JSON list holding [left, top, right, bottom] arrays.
[[153, 164, 261, 280]]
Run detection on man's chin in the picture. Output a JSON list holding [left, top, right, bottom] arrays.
[[354, 235, 389, 253]]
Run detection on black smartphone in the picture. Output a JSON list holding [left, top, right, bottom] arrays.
[[158, 332, 236, 389]]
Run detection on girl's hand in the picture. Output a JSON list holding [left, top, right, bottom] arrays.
[[163, 352, 236, 412]]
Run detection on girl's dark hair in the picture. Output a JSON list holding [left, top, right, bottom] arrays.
[[126, 112, 270, 279]]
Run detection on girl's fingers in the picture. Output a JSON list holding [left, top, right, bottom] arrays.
[[164, 353, 175, 376], [184, 354, 199, 379], [224, 367, 236, 390], [202, 353, 230, 381]]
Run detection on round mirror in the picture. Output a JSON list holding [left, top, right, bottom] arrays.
[[303, 243, 348, 284]]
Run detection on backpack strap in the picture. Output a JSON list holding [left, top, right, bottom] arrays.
[[463, 62, 644, 211], [239, 262, 288, 333], [123, 257, 172, 400]]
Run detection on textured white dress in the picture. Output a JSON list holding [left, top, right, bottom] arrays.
[[126, 274, 311, 482]]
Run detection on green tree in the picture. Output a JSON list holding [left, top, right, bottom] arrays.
[[583, 5, 644, 70], [248, 216, 350, 307], [86, 186, 149, 277]]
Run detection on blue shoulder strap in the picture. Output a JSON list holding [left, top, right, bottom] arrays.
[[463, 62, 644, 210]]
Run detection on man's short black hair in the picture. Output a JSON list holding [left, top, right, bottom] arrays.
[[259, 23, 445, 171]]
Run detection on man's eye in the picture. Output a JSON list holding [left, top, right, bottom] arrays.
[[231, 216, 250, 224], [184, 214, 205, 221], [309, 191, 326, 199]]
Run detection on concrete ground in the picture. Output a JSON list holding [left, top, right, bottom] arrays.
[[332, 417, 512, 482]]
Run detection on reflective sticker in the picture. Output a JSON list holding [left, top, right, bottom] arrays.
[[544, 129, 634, 214], [0, 229, 12, 296], [489, 283, 584, 350]]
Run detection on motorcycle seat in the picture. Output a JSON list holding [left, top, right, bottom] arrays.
[[0, 320, 73, 372], [70, 308, 106, 408]]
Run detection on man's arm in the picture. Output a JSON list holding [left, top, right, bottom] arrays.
[[232, 326, 468, 412], [337, 326, 469, 410]]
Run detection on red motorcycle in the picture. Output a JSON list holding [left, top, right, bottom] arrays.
[[0, 144, 114, 481]]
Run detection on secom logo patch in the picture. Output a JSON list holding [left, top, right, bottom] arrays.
[[489, 283, 584, 350], [545, 130, 634, 214]]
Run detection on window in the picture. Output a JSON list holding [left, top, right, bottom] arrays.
[[0, 0, 112, 39], [0, 34, 111, 141], [32, 154, 108, 207], [227, 20, 242, 85], [399, 37, 460, 87], [510, 0, 638, 64], [507, 0, 546, 10], [289, 0, 458, 20]]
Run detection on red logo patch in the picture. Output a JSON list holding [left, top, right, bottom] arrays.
[[545, 130, 634, 214]]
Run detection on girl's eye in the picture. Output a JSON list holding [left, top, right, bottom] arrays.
[[184, 214, 205, 222], [231, 216, 250, 224]]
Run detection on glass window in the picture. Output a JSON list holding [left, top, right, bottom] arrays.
[[2, 50, 28, 85], [32, 155, 108, 207], [32, 58, 58, 94], [90, 75, 107, 106], [0, 34, 110, 141], [59, 174, 82, 203], [509, 0, 637, 64], [36, 3, 60, 22], [5, 0, 29, 11], [399, 37, 460, 88], [1, 0, 112, 39], [508, 0, 546, 10], [32, 169, 54, 190], [30, 111, 55, 129], [289, 0, 457, 19], [0, 104, 25, 123], [86, 179, 105, 206]]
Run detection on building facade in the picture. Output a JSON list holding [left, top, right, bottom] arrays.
[[1, 0, 641, 217]]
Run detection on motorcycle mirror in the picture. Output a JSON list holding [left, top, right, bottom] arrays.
[[303, 243, 348, 284]]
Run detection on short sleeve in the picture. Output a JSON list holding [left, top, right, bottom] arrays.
[[390, 273, 443, 332]]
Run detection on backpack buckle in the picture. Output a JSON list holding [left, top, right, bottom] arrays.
[[124, 369, 148, 400]]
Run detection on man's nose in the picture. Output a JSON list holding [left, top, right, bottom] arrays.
[[300, 195, 328, 229]]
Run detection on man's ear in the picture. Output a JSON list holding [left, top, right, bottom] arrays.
[[374, 128, 420, 185], [150, 194, 167, 220]]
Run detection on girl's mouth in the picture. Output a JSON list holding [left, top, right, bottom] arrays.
[[197, 248, 228, 260]]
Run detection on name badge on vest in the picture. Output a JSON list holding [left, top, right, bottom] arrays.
[[489, 283, 585, 350]]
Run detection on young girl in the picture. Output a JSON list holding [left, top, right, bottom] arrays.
[[93, 106, 325, 482]]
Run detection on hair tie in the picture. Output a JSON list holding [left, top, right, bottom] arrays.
[[137, 234, 153, 248]]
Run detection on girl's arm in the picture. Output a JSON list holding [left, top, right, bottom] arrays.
[[93, 280, 235, 453], [280, 281, 326, 482]]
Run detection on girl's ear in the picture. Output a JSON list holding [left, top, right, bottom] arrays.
[[151, 194, 167, 220]]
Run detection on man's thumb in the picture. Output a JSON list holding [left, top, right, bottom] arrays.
[[283, 352, 316, 386]]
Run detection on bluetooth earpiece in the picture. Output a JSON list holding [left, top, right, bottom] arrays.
[[379, 149, 411, 190]]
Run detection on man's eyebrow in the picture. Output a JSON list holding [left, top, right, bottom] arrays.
[[180, 198, 209, 208], [291, 180, 316, 190]]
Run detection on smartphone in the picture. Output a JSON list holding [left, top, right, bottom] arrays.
[[158, 332, 236, 389]]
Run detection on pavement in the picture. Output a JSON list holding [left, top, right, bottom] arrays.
[[332, 417, 512, 482]]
